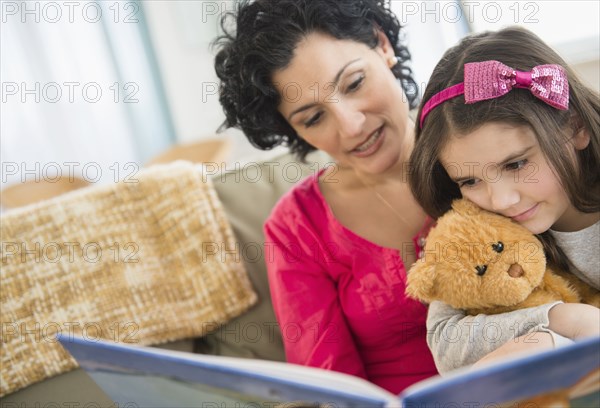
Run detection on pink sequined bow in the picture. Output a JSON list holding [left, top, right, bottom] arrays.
[[419, 60, 569, 128]]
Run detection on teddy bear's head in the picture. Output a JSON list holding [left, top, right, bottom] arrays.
[[406, 199, 547, 311]]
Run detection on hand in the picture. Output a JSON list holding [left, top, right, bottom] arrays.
[[547, 303, 600, 339], [471, 331, 556, 369], [471, 303, 600, 370]]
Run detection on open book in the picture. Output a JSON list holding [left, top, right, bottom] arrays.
[[58, 335, 600, 408]]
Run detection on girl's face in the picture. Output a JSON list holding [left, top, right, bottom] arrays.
[[273, 31, 412, 176], [440, 123, 587, 233]]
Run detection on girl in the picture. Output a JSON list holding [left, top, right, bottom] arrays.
[[409, 26, 600, 373]]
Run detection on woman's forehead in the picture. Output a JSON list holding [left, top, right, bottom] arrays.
[[272, 33, 373, 113], [273, 33, 370, 85]]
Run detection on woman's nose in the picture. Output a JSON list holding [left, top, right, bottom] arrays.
[[334, 104, 365, 140], [487, 179, 520, 212]]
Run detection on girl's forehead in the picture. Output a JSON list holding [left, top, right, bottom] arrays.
[[440, 123, 538, 166]]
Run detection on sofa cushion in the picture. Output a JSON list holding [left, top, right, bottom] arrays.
[[1, 151, 332, 402], [0, 162, 257, 397], [197, 150, 332, 360], [0, 368, 114, 406]]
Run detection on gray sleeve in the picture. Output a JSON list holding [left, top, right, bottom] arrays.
[[426, 300, 563, 373], [550, 222, 600, 289]]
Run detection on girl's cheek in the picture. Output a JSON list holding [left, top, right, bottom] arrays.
[[462, 190, 488, 211]]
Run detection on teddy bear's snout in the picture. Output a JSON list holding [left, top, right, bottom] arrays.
[[508, 263, 524, 278]]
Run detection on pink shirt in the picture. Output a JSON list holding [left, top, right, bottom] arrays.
[[264, 171, 438, 394]]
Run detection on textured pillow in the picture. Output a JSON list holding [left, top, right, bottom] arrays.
[[0, 161, 257, 396]]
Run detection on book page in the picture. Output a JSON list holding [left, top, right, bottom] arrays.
[[151, 347, 397, 400], [399, 338, 600, 407], [60, 336, 398, 407]]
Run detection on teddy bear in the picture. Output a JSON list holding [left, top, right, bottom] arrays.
[[406, 199, 600, 315]]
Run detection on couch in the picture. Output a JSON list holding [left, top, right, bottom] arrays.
[[1, 150, 332, 405]]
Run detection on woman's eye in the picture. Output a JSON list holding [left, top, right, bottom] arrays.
[[346, 75, 364, 92], [505, 159, 528, 171], [304, 112, 323, 128]]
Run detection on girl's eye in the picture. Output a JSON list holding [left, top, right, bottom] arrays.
[[304, 112, 323, 128], [346, 75, 365, 92], [505, 159, 528, 171], [459, 179, 479, 188]]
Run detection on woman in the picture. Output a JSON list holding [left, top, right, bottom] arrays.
[[214, 0, 437, 393]]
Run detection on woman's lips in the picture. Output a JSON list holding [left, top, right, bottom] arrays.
[[351, 127, 384, 158]]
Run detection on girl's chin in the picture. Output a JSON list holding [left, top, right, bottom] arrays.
[[520, 219, 552, 235]]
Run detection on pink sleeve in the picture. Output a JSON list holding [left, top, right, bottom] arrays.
[[264, 215, 368, 380]]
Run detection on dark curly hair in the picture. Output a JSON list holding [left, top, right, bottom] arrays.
[[213, 0, 417, 161]]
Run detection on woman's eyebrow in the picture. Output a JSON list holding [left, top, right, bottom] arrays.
[[287, 58, 361, 121]]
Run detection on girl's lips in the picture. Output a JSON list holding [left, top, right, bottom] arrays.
[[511, 204, 540, 222], [351, 127, 385, 158]]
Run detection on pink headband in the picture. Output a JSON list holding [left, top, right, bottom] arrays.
[[419, 60, 569, 128]]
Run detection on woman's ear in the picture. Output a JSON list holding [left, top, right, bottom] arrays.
[[374, 28, 395, 62]]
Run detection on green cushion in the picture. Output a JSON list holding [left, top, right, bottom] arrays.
[[0, 368, 113, 405], [197, 150, 331, 360]]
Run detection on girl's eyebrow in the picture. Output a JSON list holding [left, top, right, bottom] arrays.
[[287, 58, 361, 121], [450, 145, 535, 183]]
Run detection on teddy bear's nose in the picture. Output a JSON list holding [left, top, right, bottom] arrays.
[[475, 265, 487, 276], [508, 263, 524, 278]]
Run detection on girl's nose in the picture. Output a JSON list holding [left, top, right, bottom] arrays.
[[487, 179, 520, 212]]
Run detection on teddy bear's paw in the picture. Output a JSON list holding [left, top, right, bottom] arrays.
[[581, 292, 600, 308], [541, 271, 582, 303]]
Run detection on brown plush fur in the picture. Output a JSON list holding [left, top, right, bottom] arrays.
[[406, 199, 599, 315]]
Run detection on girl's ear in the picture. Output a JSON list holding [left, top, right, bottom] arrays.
[[571, 115, 591, 150], [573, 127, 591, 151]]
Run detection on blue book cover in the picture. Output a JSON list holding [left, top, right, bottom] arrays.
[[59, 335, 600, 408]]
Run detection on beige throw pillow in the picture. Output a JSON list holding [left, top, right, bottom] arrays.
[[0, 162, 257, 396]]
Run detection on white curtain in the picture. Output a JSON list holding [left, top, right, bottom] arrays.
[[1, 0, 175, 188], [391, 1, 469, 97], [394, 0, 600, 95]]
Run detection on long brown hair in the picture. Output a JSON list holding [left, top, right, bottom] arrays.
[[409, 26, 600, 273]]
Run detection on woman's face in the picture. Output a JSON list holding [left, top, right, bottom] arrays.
[[273, 31, 412, 176]]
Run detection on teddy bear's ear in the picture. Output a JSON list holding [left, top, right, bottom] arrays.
[[451, 198, 482, 216], [406, 260, 437, 303]]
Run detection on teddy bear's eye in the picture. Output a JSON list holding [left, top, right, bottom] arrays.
[[475, 265, 487, 276], [492, 242, 504, 253]]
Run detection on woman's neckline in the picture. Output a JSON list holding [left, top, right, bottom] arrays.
[[313, 166, 421, 254]]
